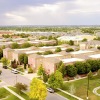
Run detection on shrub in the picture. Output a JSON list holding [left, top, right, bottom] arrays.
[[0, 70, 2, 74], [97, 46, 100, 50], [66, 65, 77, 77], [17, 66, 24, 72], [66, 48, 74, 52], [55, 47, 61, 52], [28, 67, 33, 73], [43, 50, 53, 55]]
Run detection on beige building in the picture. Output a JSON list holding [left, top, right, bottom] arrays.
[[3, 48, 14, 60]]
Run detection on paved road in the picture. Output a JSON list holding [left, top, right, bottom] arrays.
[[0, 67, 67, 100]]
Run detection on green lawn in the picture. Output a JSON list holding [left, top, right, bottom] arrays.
[[63, 75, 100, 100], [97, 89, 100, 94], [9, 86, 31, 100], [0, 87, 20, 100], [56, 90, 78, 100]]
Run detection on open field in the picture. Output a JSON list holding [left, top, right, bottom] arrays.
[[63, 75, 100, 100]]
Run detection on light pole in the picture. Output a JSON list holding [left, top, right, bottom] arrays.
[[16, 75, 17, 84], [87, 74, 89, 100]]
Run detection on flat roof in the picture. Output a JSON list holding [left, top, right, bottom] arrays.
[[70, 50, 94, 54], [62, 58, 84, 63], [14, 48, 31, 51], [25, 50, 44, 54], [42, 54, 62, 58], [40, 46, 53, 49], [89, 54, 100, 58]]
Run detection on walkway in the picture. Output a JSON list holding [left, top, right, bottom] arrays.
[[3, 86, 25, 100], [93, 86, 100, 96]]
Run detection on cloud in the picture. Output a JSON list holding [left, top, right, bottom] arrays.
[[1, 0, 100, 25]]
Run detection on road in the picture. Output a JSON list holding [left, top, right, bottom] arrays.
[[0, 67, 67, 100]]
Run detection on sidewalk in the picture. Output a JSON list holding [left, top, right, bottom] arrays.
[[3, 86, 25, 100]]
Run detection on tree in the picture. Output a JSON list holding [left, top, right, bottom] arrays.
[[24, 55, 28, 69], [43, 50, 53, 55], [69, 40, 74, 45], [29, 78, 47, 100], [74, 62, 91, 74], [1, 57, 9, 66], [0, 70, 2, 75], [66, 48, 74, 52], [55, 47, 61, 52], [66, 65, 77, 77], [18, 53, 28, 65], [87, 71, 93, 79], [48, 70, 63, 89], [97, 69, 100, 78], [21, 42, 32, 48], [15, 82, 27, 94], [58, 63, 66, 77], [37, 64, 45, 78], [97, 46, 100, 50], [82, 38, 87, 42], [11, 42, 19, 49], [0, 48, 3, 59]]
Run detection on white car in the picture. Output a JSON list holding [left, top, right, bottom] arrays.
[[47, 88, 54, 93], [11, 69, 18, 74]]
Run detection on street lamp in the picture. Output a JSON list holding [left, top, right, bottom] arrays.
[[87, 74, 89, 100], [16, 75, 17, 84]]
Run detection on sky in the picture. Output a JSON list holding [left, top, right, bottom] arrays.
[[0, 0, 100, 25]]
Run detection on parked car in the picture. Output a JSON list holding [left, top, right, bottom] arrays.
[[3, 66, 7, 69], [11, 69, 18, 74], [47, 88, 54, 93]]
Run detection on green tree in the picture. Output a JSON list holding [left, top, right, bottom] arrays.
[[58, 63, 66, 77], [29, 78, 47, 100], [82, 38, 87, 42], [0, 48, 3, 59], [97, 69, 100, 78], [74, 62, 91, 74], [69, 40, 74, 45], [48, 70, 63, 89], [66, 48, 74, 52], [21, 42, 32, 48], [66, 65, 77, 77], [55, 47, 61, 52], [1, 57, 9, 66], [87, 71, 93, 79], [15, 82, 27, 94], [24, 55, 28, 69], [18, 53, 28, 65], [11, 42, 19, 49], [43, 50, 53, 55], [97, 46, 100, 50], [37, 64, 45, 77]]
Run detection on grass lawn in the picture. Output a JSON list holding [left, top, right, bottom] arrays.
[[97, 89, 100, 94], [56, 90, 78, 100], [9, 86, 30, 100], [0, 87, 20, 100], [63, 75, 100, 100]]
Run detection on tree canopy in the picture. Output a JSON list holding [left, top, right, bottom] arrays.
[[48, 70, 63, 89], [29, 78, 47, 100]]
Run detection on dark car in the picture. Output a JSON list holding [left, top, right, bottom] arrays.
[[3, 66, 7, 69], [47, 88, 54, 93]]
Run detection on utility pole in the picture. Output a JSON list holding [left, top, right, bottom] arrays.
[[87, 75, 89, 99]]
